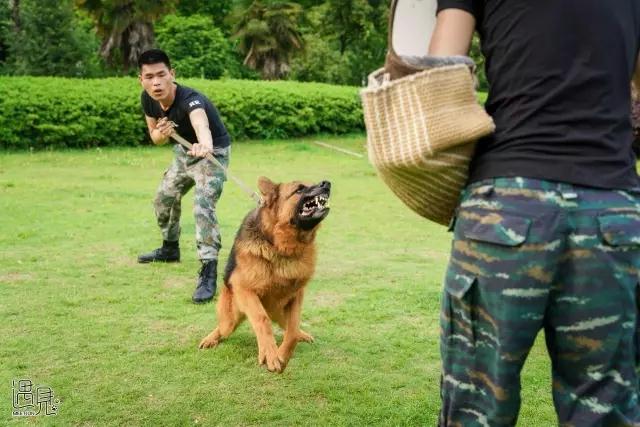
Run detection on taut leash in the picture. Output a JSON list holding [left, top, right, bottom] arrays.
[[311, 140, 364, 158], [167, 128, 263, 205]]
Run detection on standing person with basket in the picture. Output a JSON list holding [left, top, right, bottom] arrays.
[[137, 49, 231, 304], [425, 1, 640, 425]]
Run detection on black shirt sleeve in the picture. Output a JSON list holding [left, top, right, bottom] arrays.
[[184, 93, 207, 114], [436, 0, 477, 16]]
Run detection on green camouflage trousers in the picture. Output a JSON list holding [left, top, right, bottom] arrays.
[[154, 144, 229, 261], [440, 177, 640, 426]]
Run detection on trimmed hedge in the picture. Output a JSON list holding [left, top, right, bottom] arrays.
[[0, 77, 364, 149]]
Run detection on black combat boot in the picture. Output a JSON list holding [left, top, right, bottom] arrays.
[[192, 260, 217, 304], [137, 240, 180, 263]]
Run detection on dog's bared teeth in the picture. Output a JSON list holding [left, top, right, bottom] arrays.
[[300, 196, 325, 217], [311, 195, 328, 208], [305, 198, 318, 209]]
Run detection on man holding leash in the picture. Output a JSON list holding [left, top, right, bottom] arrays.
[[137, 49, 230, 304], [430, 1, 640, 425]]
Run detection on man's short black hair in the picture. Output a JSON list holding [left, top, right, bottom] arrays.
[[138, 49, 172, 70]]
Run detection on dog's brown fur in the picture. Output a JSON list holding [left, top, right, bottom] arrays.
[[198, 177, 330, 373]]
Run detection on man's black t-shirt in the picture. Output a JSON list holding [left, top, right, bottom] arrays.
[[141, 84, 231, 148], [437, 0, 640, 189]]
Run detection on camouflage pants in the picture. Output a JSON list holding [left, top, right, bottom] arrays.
[[154, 145, 229, 261], [440, 177, 640, 426]]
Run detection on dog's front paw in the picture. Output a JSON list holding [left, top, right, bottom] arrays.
[[297, 330, 315, 343], [198, 332, 220, 349], [259, 345, 284, 373]]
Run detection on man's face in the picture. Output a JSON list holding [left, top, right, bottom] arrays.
[[139, 62, 175, 102]]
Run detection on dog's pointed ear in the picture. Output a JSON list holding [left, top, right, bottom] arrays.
[[258, 176, 278, 206]]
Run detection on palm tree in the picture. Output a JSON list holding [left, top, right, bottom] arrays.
[[231, 0, 304, 80], [75, 0, 177, 71]]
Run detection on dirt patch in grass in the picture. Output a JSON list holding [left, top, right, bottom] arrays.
[[0, 272, 33, 284], [308, 290, 349, 308]]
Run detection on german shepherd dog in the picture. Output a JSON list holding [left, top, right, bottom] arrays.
[[198, 177, 331, 373]]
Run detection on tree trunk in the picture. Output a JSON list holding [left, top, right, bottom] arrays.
[[100, 31, 121, 65], [124, 21, 154, 71], [99, 20, 154, 72], [10, 0, 20, 32]]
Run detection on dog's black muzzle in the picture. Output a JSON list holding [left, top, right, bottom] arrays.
[[294, 181, 331, 231]]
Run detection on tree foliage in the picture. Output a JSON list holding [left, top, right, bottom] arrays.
[[0, 0, 486, 87], [6, 0, 101, 77], [322, 0, 374, 55], [175, 0, 233, 32], [470, 33, 488, 91], [0, 1, 10, 69], [230, 0, 304, 80], [290, 0, 387, 86], [155, 14, 241, 79], [75, 0, 177, 71]]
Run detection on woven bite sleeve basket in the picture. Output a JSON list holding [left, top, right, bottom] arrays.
[[360, 64, 495, 226]]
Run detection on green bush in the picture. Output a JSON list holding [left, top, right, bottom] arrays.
[[155, 15, 242, 79], [0, 76, 364, 149], [5, 0, 102, 78]]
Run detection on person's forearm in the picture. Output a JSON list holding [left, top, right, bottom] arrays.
[[150, 128, 170, 145], [428, 9, 476, 56], [193, 124, 213, 150]]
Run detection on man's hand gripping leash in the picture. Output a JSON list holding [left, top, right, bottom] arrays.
[[162, 120, 262, 205]]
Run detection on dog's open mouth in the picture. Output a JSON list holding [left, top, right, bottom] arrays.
[[294, 181, 331, 230], [299, 194, 330, 217]]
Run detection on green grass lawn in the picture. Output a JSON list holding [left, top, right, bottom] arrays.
[[0, 135, 555, 426]]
